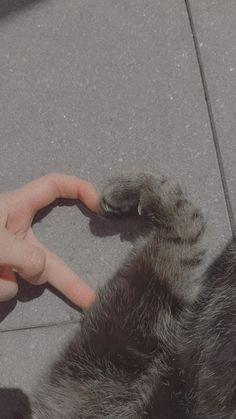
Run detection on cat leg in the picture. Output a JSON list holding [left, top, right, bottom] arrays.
[[100, 173, 206, 304]]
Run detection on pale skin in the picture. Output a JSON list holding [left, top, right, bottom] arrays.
[[0, 173, 99, 309]]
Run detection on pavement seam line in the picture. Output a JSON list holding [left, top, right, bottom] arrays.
[[184, 0, 236, 238], [0, 319, 80, 334]]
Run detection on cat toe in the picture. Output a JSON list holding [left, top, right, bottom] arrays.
[[99, 196, 124, 217]]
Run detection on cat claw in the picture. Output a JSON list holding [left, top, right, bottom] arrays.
[[102, 199, 122, 215], [104, 202, 113, 212], [138, 203, 142, 216]]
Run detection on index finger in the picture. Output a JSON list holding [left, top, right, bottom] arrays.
[[27, 229, 96, 309], [43, 249, 96, 309], [13, 173, 99, 217]]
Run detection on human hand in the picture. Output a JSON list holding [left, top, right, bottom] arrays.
[[0, 173, 98, 309]]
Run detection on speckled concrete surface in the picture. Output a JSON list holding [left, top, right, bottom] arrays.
[[0, 323, 78, 392], [188, 0, 236, 229], [0, 0, 234, 413]]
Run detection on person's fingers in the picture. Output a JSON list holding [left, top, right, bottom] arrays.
[[44, 250, 96, 309], [13, 173, 99, 218], [0, 266, 18, 302], [28, 230, 96, 309], [0, 226, 46, 284]]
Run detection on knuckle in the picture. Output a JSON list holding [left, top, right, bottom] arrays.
[[28, 247, 46, 278], [46, 172, 63, 184], [45, 173, 63, 199], [0, 282, 18, 302]]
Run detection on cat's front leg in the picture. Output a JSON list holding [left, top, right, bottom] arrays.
[[100, 173, 207, 304]]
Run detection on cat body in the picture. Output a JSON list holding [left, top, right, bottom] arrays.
[[29, 174, 236, 419]]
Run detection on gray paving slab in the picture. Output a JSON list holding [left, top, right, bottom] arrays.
[[188, 0, 236, 229], [0, 323, 77, 393], [0, 0, 231, 336]]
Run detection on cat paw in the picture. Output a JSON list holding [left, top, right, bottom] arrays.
[[99, 176, 140, 217]]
